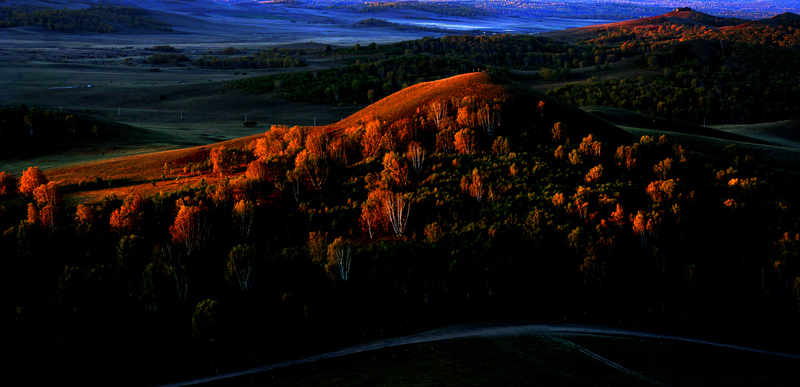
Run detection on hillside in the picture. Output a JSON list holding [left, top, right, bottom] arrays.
[[739, 12, 800, 28], [45, 72, 632, 203], [545, 8, 741, 39], [327, 72, 632, 143]]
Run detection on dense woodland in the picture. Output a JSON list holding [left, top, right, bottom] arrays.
[[0, 6, 171, 33], [0, 105, 105, 158], [4, 9, 800, 384], [230, 54, 503, 105], [3, 75, 800, 382]]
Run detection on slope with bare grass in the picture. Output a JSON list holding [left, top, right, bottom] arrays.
[[327, 72, 631, 142]]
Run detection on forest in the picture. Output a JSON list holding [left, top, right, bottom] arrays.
[[3, 72, 800, 383], [0, 6, 172, 33]]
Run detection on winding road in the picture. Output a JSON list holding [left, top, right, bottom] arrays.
[[160, 323, 800, 387]]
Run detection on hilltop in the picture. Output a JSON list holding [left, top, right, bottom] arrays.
[[327, 72, 631, 142], [546, 7, 763, 39]]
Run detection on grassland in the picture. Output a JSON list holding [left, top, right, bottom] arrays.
[[187, 327, 800, 387]]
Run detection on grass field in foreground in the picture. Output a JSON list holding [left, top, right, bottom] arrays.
[[200, 334, 800, 387]]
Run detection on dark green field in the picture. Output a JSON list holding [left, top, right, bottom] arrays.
[[195, 332, 799, 387]]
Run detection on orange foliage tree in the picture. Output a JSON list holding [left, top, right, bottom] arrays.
[[211, 145, 247, 177], [615, 145, 637, 170], [362, 119, 386, 159], [436, 126, 456, 153], [491, 136, 510, 156], [294, 149, 329, 190], [170, 204, 212, 256], [427, 100, 448, 129], [609, 204, 626, 230], [110, 195, 147, 234], [33, 181, 59, 206], [328, 136, 351, 167], [552, 122, 566, 142], [460, 168, 485, 204], [305, 127, 329, 157], [381, 151, 409, 188], [27, 202, 38, 225], [245, 159, 269, 181], [19, 166, 47, 195], [454, 128, 478, 154], [585, 164, 603, 183], [653, 158, 673, 179], [407, 142, 426, 173]]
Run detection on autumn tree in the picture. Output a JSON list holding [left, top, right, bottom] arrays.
[[477, 104, 498, 137], [226, 244, 256, 291], [325, 237, 352, 281], [552, 192, 565, 207], [33, 181, 59, 206], [109, 194, 147, 234], [170, 204, 211, 256], [382, 190, 411, 237], [305, 127, 329, 157], [609, 204, 626, 230], [436, 126, 456, 153], [286, 169, 302, 202], [491, 136, 510, 156], [284, 125, 307, 155], [631, 210, 648, 248], [26, 202, 38, 225], [308, 231, 328, 265], [427, 100, 447, 129], [552, 122, 566, 142], [39, 204, 58, 232], [245, 159, 269, 181], [294, 149, 329, 190], [454, 128, 478, 154], [232, 199, 255, 241], [19, 166, 47, 195], [568, 149, 583, 165], [585, 164, 603, 183], [461, 168, 485, 204], [615, 145, 637, 170], [381, 151, 409, 188], [211, 145, 247, 177], [0, 171, 17, 195], [653, 158, 673, 179], [362, 119, 386, 159], [646, 179, 680, 203], [407, 142, 426, 173], [328, 136, 351, 167]]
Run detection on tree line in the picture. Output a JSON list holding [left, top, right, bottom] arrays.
[[0, 6, 172, 33]]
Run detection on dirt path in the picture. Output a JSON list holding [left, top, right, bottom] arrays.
[[159, 323, 800, 387]]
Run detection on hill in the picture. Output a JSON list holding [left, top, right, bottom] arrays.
[[545, 8, 747, 39], [45, 72, 633, 203], [327, 72, 632, 143], [738, 12, 800, 28]]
